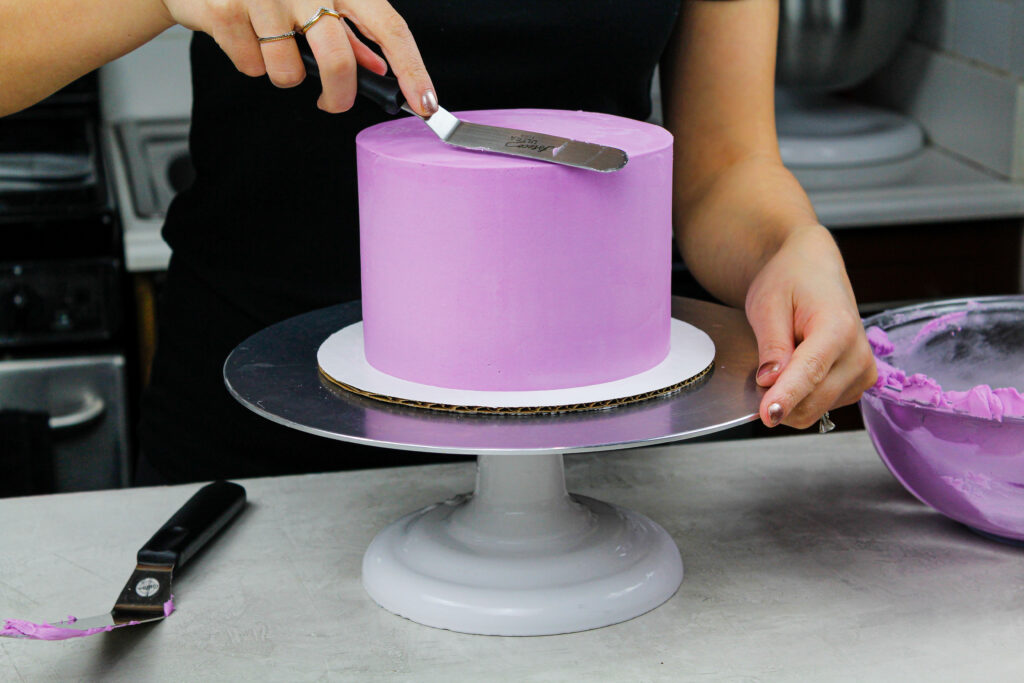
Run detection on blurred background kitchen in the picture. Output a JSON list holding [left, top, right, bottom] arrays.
[[3, 0, 1023, 496]]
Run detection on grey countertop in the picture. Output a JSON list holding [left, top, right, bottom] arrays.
[[2, 431, 1022, 681]]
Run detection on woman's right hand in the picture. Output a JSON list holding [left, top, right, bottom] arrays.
[[160, 0, 437, 115]]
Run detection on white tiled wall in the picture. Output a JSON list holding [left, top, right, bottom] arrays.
[[872, 0, 1024, 180], [914, 0, 1021, 75], [880, 0, 1024, 288], [954, 0, 1013, 70]]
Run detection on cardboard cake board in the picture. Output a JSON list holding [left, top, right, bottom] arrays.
[[317, 319, 715, 415]]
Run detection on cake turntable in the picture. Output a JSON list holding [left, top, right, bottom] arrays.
[[224, 297, 763, 635]]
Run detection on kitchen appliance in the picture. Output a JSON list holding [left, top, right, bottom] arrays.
[[1, 480, 246, 640], [0, 78, 132, 496], [0, 356, 128, 495], [776, 0, 924, 169]]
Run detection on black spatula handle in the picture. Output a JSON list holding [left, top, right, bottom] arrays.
[[136, 481, 247, 569], [296, 34, 406, 115]]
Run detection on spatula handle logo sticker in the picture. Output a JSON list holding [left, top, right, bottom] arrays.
[[135, 578, 161, 597]]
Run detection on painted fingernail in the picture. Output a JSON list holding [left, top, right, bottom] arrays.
[[767, 402, 784, 427], [757, 362, 780, 381], [421, 89, 438, 116]]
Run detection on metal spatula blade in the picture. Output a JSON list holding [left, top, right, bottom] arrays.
[[296, 36, 628, 172], [5, 611, 168, 641], [410, 105, 628, 171]]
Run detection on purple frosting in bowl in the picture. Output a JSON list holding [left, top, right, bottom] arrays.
[[868, 325, 1024, 422], [860, 296, 1024, 543]]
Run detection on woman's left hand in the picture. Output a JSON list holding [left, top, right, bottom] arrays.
[[744, 224, 877, 428]]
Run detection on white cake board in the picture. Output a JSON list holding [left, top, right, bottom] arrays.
[[318, 318, 715, 410]]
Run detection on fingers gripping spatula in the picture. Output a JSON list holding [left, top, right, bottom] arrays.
[[296, 36, 628, 172], [1, 481, 246, 640]]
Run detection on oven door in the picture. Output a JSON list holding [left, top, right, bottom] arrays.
[[0, 355, 129, 496]]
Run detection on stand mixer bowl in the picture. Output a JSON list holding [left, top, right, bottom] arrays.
[[775, 0, 924, 169], [777, 0, 919, 91], [860, 296, 1024, 545]]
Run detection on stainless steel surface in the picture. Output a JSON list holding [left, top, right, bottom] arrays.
[[0, 114, 101, 198], [409, 105, 629, 172], [53, 613, 164, 631], [0, 355, 130, 491], [223, 297, 763, 455], [777, 0, 919, 90], [48, 392, 105, 431], [0, 152, 92, 182]]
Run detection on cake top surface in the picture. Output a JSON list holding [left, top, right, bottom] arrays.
[[356, 108, 673, 169]]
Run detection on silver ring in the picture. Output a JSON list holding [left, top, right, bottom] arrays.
[[301, 7, 342, 33], [818, 411, 836, 434], [258, 30, 297, 43]]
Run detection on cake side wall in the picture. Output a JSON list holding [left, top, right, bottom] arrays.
[[357, 136, 672, 391]]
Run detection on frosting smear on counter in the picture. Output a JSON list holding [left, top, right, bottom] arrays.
[[1, 596, 173, 640], [868, 325, 1024, 421], [0, 615, 137, 640]]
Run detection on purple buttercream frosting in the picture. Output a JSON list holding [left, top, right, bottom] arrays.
[[2, 595, 174, 641], [0, 615, 136, 640], [868, 326, 1024, 421]]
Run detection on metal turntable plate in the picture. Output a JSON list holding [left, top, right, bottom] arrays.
[[224, 297, 764, 455]]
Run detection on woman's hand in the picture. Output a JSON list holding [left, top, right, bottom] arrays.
[[745, 225, 877, 428], [161, 0, 437, 114]]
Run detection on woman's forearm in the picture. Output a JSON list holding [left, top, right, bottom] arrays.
[[661, 0, 819, 306], [0, 0, 174, 116], [671, 152, 821, 307]]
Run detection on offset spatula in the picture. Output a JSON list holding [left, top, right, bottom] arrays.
[[296, 36, 628, 172], [1, 480, 246, 640]]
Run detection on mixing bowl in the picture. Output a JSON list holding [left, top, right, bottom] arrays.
[[777, 0, 919, 90], [860, 296, 1024, 544]]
